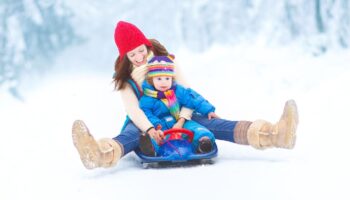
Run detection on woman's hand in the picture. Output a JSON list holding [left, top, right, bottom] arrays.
[[173, 117, 186, 129], [147, 128, 164, 144], [208, 112, 220, 120]]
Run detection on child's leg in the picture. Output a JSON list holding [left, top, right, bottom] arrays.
[[183, 120, 215, 152]]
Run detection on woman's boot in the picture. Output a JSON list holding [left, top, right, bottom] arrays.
[[234, 99, 299, 149], [72, 120, 122, 169], [247, 99, 298, 149]]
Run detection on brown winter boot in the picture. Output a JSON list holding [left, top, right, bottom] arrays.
[[247, 99, 299, 149], [72, 120, 122, 169]]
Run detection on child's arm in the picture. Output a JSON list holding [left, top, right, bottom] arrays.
[[176, 84, 215, 116], [172, 117, 186, 129], [139, 97, 166, 130]]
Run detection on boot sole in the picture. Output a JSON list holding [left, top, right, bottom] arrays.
[[72, 120, 101, 169], [279, 99, 299, 149]]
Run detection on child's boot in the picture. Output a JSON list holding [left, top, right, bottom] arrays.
[[197, 136, 213, 153], [139, 134, 156, 157], [72, 120, 122, 169], [234, 99, 298, 149]]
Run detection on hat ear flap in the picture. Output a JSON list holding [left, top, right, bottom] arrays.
[[168, 54, 175, 61]]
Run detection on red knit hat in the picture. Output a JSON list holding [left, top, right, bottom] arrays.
[[114, 21, 152, 59]]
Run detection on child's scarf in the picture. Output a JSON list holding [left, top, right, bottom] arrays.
[[144, 86, 180, 120]]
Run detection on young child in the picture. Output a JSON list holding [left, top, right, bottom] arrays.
[[139, 55, 217, 156]]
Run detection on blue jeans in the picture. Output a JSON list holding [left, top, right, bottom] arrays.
[[113, 113, 238, 156], [191, 113, 237, 143], [113, 121, 141, 156]]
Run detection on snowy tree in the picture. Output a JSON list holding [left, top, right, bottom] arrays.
[[0, 0, 78, 98], [174, 0, 350, 53], [58, 0, 350, 53], [1, 0, 350, 98]]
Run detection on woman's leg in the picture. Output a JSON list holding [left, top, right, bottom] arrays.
[[191, 114, 244, 143], [191, 114, 254, 146], [72, 120, 143, 170], [192, 99, 299, 150], [72, 120, 122, 169], [113, 121, 142, 156], [246, 100, 299, 149]]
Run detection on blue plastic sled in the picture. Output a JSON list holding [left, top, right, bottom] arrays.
[[135, 128, 218, 168]]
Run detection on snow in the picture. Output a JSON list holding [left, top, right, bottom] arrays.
[[2, 1, 350, 199], [1, 41, 350, 200]]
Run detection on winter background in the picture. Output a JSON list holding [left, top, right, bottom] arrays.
[[1, 0, 350, 200]]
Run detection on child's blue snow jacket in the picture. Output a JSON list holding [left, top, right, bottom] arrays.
[[139, 81, 215, 130]]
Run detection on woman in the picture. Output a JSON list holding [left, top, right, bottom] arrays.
[[72, 21, 298, 169]]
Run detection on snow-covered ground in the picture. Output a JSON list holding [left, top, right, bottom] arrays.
[[1, 43, 350, 200]]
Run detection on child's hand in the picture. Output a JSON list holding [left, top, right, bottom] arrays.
[[172, 122, 183, 129], [208, 112, 220, 120], [172, 117, 185, 129]]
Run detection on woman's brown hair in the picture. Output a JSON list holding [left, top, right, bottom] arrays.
[[113, 39, 169, 90]]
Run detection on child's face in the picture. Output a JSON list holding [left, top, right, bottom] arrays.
[[152, 76, 173, 91]]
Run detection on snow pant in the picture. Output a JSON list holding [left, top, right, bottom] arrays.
[[113, 113, 238, 156]]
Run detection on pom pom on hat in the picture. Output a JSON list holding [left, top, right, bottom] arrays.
[[114, 21, 152, 59], [147, 56, 175, 78]]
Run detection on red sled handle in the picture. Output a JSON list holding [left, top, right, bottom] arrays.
[[163, 128, 194, 142]]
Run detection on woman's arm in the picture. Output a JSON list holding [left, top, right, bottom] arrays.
[[120, 84, 154, 132], [174, 61, 193, 120], [174, 60, 189, 88]]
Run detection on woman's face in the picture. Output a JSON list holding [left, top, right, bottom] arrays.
[[126, 44, 148, 67]]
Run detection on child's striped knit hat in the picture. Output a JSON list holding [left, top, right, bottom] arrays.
[[147, 55, 175, 78]]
